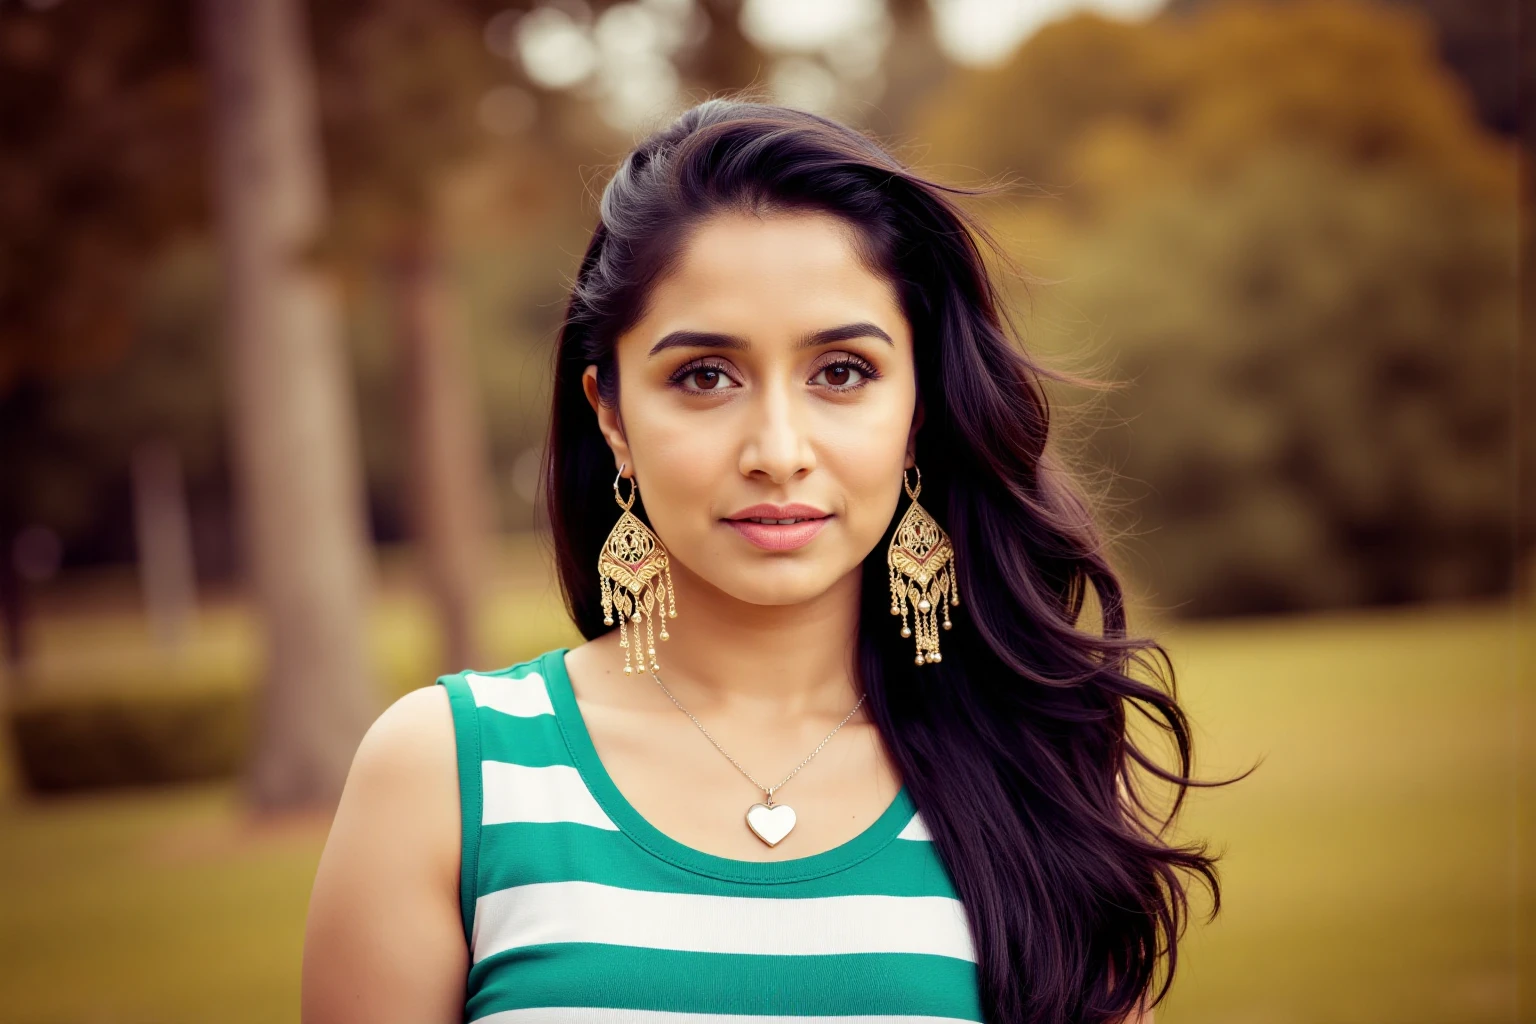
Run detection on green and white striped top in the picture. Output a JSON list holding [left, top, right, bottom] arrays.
[[436, 647, 983, 1023]]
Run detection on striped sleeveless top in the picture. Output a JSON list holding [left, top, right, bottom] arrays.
[[436, 647, 984, 1023]]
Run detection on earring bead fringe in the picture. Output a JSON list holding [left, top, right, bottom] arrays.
[[598, 467, 675, 675], [886, 465, 958, 666]]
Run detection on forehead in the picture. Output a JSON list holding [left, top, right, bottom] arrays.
[[635, 210, 907, 341]]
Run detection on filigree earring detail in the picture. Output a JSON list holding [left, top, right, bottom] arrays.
[[599, 464, 677, 675], [887, 464, 959, 666]]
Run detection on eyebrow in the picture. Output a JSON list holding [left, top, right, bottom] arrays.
[[647, 321, 893, 357]]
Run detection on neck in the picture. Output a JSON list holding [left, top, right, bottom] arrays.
[[643, 560, 865, 721]]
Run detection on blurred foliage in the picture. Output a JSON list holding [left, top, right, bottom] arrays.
[[0, 0, 561, 550], [21, 242, 226, 540], [0, 0, 205, 394], [1059, 152, 1517, 613], [0, 0, 218, 586], [916, 0, 1514, 205], [10, 685, 251, 793], [1167, 0, 1521, 136], [915, 0, 1526, 615], [0, 0, 1525, 619]]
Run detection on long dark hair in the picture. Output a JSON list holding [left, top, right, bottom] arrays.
[[544, 99, 1231, 1024]]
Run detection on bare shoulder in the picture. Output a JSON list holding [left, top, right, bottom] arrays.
[[325, 684, 463, 882], [301, 684, 466, 1023], [318, 682, 462, 887], [350, 685, 457, 787]]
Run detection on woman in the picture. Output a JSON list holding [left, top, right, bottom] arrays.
[[302, 99, 1223, 1024]]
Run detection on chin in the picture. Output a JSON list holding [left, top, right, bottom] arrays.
[[708, 562, 851, 608]]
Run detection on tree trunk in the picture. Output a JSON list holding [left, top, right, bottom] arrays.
[[0, 487, 25, 683], [130, 439, 199, 650], [872, 0, 951, 137], [0, 381, 42, 687], [391, 222, 495, 675], [202, 0, 378, 810]]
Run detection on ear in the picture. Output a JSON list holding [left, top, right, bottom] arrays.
[[582, 365, 634, 475], [904, 396, 925, 469]]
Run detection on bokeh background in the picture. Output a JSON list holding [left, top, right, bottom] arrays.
[[0, 0, 1531, 1020]]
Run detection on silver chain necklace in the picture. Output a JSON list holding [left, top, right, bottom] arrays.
[[647, 668, 867, 847]]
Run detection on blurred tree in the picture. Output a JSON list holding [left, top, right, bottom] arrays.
[[685, 0, 767, 94], [202, 0, 378, 808], [865, 0, 951, 140], [314, 0, 511, 674], [912, 13, 1168, 197], [0, 1, 206, 394], [1058, 151, 1518, 614], [917, 0, 1512, 204], [0, 0, 562, 683], [915, 0, 1525, 616], [1166, 0, 1520, 137], [36, 243, 228, 654], [0, 0, 209, 669]]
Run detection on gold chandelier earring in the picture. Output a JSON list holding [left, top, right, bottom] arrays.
[[599, 464, 677, 675], [887, 464, 960, 666]]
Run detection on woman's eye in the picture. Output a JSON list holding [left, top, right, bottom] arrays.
[[811, 360, 873, 390], [670, 357, 877, 393], [674, 365, 738, 392]]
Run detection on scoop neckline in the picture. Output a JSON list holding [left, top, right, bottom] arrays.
[[539, 647, 915, 884]]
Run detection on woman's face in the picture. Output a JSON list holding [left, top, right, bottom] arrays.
[[583, 210, 920, 608]]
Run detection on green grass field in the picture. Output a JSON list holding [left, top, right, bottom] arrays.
[[1156, 600, 1530, 1023], [0, 594, 1529, 1023]]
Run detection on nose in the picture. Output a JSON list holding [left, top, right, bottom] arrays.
[[738, 375, 816, 484]]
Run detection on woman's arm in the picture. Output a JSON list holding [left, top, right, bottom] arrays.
[[301, 686, 468, 1024]]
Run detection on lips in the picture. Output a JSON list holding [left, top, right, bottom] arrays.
[[722, 503, 832, 552], [725, 502, 830, 522]]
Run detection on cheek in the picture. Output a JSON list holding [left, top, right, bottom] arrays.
[[640, 417, 727, 467], [815, 396, 915, 524], [821, 425, 908, 524], [622, 396, 730, 511], [820, 372, 916, 453]]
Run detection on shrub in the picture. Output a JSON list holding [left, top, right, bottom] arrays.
[[8, 684, 252, 793]]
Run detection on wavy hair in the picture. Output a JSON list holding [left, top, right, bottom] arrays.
[[544, 99, 1231, 1024]]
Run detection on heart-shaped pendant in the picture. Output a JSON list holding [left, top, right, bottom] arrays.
[[745, 801, 797, 846]]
